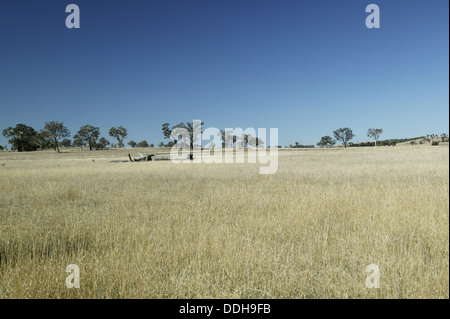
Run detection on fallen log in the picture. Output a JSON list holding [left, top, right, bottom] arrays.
[[111, 153, 193, 163]]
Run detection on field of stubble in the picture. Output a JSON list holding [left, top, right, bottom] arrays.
[[0, 146, 448, 298]]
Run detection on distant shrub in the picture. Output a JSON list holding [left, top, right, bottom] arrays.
[[387, 140, 397, 147], [349, 141, 375, 147], [432, 141, 440, 146]]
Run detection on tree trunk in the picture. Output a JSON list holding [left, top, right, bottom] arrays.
[[55, 138, 60, 153]]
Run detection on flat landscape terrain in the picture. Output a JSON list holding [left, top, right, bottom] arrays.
[[0, 146, 448, 298]]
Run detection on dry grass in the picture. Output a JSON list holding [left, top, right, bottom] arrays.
[[0, 146, 448, 298]]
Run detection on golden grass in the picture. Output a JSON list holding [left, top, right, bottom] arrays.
[[0, 146, 448, 298]]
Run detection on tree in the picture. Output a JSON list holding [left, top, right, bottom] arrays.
[[97, 137, 110, 150], [109, 126, 127, 148], [35, 129, 51, 150], [388, 140, 397, 147], [162, 121, 205, 156], [162, 123, 171, 140], [317, 136, 336, 148], [0, 145, 3, 151], [217, 129, 242, 148], [158, 142, 164, 148], [367, 128, 383, 147], [247, 135, 264, 147], [61, 139, 72, 148], [76, 125, 100, 150], [2, 124, 38, 152], [333, 128, 355, 148], [128, 140, 137, 148], [137, 140, 150, 148], [150, 143, 155, 148], [72, 134, 85, 149], [43, 121, 70, 153]]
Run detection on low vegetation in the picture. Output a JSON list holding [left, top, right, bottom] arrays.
[[0, 146, 448, 298]]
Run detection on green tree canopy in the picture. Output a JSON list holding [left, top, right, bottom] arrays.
[[97, 137, 110, 150], [162, 121, 204, 152], [137, 140, 150, 148], [333, 128, 355, 148], [61, 139, 72, 148], [72, 134, 85, 149], [77, 125, 100, 150], [109, 126, 128, 148], [35, 129, 52, 150], [2, 124, 38, 152], [367, 128, 383, 147], [317, 136, 336, 148], [43, 121, 70, 153], [128, 140, 137, 148]]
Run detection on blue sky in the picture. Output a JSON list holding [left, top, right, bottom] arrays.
[[0, 0, 448, 147]]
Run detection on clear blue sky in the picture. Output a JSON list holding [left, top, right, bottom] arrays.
[[0, 0, 448, 147]]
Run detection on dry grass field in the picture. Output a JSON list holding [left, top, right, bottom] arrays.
[[0, 146, 448, 299]]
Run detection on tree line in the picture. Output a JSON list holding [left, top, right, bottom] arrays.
[[315, 127, 368, 148], [289, 127, 376, 149], [1, 122, 137, 152], [2, 122, 448, 152], [314, 128, 388, 148], [313, 128, 448, 148], [160, 121, 265, 149]]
